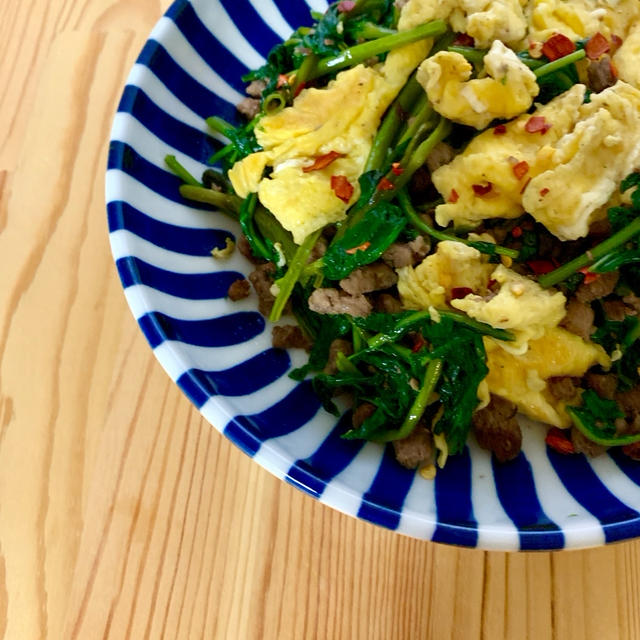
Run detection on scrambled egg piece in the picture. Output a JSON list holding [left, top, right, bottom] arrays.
[[228, 43, 427, 245], [614, 23, 640, 90], [397, 241, 493, 309], [452, 264, 566, 354], [432, 84, 585, 228], [399, 0, 527, 47], [523, 81, 640, 240], [526, 0, 639, 43], [481, 328, 610, 427], [417, 40, 538, 129]]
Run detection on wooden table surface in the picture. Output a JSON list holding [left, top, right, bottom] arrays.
[[2, 1, 640, 638]]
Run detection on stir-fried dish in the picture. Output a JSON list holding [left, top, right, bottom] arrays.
[[167, 0, 640, 477]]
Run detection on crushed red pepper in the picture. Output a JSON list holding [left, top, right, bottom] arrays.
[[493, 124, 507, 135], [391, 162, 404, 176], [579, 266, 599, 285], [525, 116, 552, 134], [451, 287, 473, 300], [540, 187, 550, 197], [541, 33, 576, 61], [512, 160, 529, 180], [511, 226, 523, 238], [377, 177, 395, 191], [545, 427, 575, 454], [585, 32, 610, 60], [527, 259, 556, 275], [331, 175, 354, 203], [453, 32, 475, 47], [345, 241, 371, 254], [448, 188, 460, 203], [302, 151, 345, 173], [472, 182, 493, 196]]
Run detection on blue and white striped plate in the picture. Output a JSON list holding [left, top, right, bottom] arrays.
[[107, 0, 640, 550]]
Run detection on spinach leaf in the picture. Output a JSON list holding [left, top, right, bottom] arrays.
[[323, 200, 406, 279]]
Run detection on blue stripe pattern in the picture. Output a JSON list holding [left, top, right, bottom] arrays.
[[177, 349, 291, 406], [286, 411, 366, 498], [492, 454, 564, 550], [224, 380, 321, 456], [432, 447, 478, 547], [107, 0, 640, 549], [138, 311, 264, 349], [109, 202, 230, 256], [547, 450, 640, 543]]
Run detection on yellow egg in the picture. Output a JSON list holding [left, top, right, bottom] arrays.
[[227, 42, 428, 245], [397, 241, 493, 309], [432, 84, 586, 228], [452, 264, 566, 354], [614, 23, 640, 90], [417, 41, 538, 129], [523, 81, 640, 240], [483, 327, 610, 427]]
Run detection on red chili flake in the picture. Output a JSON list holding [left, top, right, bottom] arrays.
[[391, 162, 404, 176], [511, 226, 523, 238], [331, 175, 354, 203], [519, 177, 532, 195], [302, 151, 345, 173], [493, 124, 507, 135], [585, 32, 610, 60], [453, 33, 475, 47], [277, 73, 289, 88], [377, 177, 395, 191], [578, 266, 599, 285], [525, 116, 552, 134], [541, 33, 576, 61], [545, 427, 575, 455], [487, 278, 498, 289], [451, 287, 473, 300], [512, 160, 529, 180], [540, 187, 550, 197], [448, 188, 460, 203], [410, 333, 426, 353], [345, 241, 371, 255], [337, 0, 356, 11], [527, 259, 556, 275], [294, 81, 306, 97], [611, 34, 623, 53], [472, 182, 493, 196]]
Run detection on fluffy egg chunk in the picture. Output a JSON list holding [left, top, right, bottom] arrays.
[[228, 43, 427, 245], [481, 328, 610, 427], [417, 41, 539, 129], [614, 22, 640, 90]]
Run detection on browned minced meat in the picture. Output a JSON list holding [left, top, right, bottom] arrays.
[[374, 293, 404, 314], [248, 262, 277, 316], [246, 79, 266, 97], [603, 299, 636, 322], [586, 372, 618, 399], [571, 427, 607, 457], [382, 235, 431, 269], [616, 385, 640, 415], [308, 288, 372, 317], [575, 270, 619, 303], [271, 325, 313, 351], [547, 376, 579, 401], [237, 234, 263, 264], [587, 56, 617, 93], [237, 97, 261, 119], [393, 426, 434, 470], [324, 338, 354, 375], [309, 236, 328, 262], [560, 298, 594, 340], [623, 442, 640, 460], [340, 263, 398, 296], [227, 278, 251, 301], [472, 395, 522, 462], [623, 294, 640, 314], [426, 142, 456, 173], [589, 217, 612, 238], [352, 402, 376, 429]]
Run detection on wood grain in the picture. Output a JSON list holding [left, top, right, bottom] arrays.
[[1, 1, 640, 638]]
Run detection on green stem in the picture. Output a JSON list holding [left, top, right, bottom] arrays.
[[165, 155, 201, 187], [365, 76, 424, 172], [538, 217, 640, 288], [310, 20, 448, 79], [269, 229, 322, 322], [568, 407, 640, 447], [292, 53, 318, 93], [179, 185, 242, 215], [352, 23, 396, 40], [397, 99, 434, 147], [534, 49, 585, 78], [367, 310, 514, 348], [254, 206, 298, 263], [447, 45, 486, 63], [372, 358, 443, 442], [206, 116, 235, 136], [398, 190, 519, 259]]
